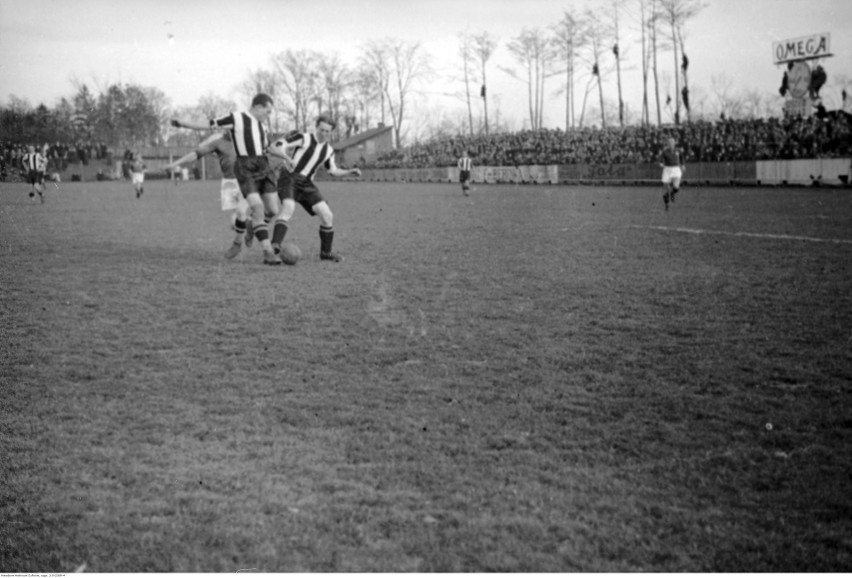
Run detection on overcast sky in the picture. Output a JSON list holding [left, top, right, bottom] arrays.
[[1, 0, 850, 131]]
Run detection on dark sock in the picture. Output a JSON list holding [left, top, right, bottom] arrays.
[[319, 226, 334, 254], [254, 223, 270, 243], [234, 218, 247, 235], [272, 220, 289, 246]]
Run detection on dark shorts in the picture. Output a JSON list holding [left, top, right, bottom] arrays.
[[27, 170, 44, 185], [234, 157, 275, 197], [277, 171, 324, 216], [459, 170, 471, 182]]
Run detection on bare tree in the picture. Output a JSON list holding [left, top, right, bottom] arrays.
[[239, 67, 286, 134], [634, 0, 652, 125], [577, 67, 599, 128], [502, 28, 557, 130], [552, 9, 585, 130], [742, 89, 765, 119], [658, 0, 704, 124], [348, 64, 381, 133], [582, 8, 613, 128], [471, 31, 498, 135], [360, 40, 391, 129], [611, 0, 627, 126], [649, 0, 664, 125], [362, 38, 432, 147], [316, 52, 352, 141], [457, 31, 477, 137], [196, 92, 237, 121], [710, 73, 744, 119], [272, 50, 321, 132]]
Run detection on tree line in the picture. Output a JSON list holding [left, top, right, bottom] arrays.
[[6, 0, 842, 152]]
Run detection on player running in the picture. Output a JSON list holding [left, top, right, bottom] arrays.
[[21, 145, 46, 203], [458, 150, 472, 196], [659, 137, 685, 211], [130, 152, 147, 198]]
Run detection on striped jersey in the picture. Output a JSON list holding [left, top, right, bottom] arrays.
[[276, 132, 335, 181], [22, 152, 46, 172], [211, 112, 268, 157], [458, 156, 472, 171]]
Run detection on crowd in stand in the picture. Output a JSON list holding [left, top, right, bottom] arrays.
[[1, 140, 111, 180], [4, 112, 851, 179], [369, 112, 852, 169]]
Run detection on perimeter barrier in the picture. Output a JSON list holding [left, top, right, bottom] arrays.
[[42, 157, 851, 187], [358, 159, 851, 187]]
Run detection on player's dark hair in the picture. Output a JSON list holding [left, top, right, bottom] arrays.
[[316, 114, 336, 129], [251, 93, 274, 108]]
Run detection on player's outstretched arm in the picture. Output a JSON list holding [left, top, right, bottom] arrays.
[[164, 151, 199, 171], [170, 119, 210, 131], [325, 155, 361, 179]]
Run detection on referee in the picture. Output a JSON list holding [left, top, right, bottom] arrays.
[[171, 93, 283, 265]]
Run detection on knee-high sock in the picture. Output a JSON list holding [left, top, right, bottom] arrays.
[[272, 219, 289, 246], [233, 218, 246, 244], [319, 225, 334, 254]]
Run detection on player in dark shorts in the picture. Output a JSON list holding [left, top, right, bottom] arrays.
[[22, 145, 46, 203], [266, 115, 361, 262], [458, 150, 472, 196], [171, 93, 282, 265]]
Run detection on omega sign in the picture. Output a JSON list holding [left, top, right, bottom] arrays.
[[773, 33, 831, 64]]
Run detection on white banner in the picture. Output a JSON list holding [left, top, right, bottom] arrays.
[[773, 33, 831, 64]]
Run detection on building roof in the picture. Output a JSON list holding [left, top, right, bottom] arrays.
[[333, 125, 393, 151]]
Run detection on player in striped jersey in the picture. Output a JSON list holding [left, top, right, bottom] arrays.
[[21, 145, 46, 203], [458, 150, 473, 196], [171, 93, 283, 265], [266, 115, 361, 262], [164, 131, 254, 259]]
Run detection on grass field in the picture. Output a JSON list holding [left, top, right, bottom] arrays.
[[2, 177, 851, 572]]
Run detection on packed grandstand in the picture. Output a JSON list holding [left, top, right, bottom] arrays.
[[367, 111, 852, 169], [2, 110, 850, 181]]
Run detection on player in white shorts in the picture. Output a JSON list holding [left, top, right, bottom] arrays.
[[164, 132, 256, 259], [130, 152, 146, 198], [659, 137, 685, 211]]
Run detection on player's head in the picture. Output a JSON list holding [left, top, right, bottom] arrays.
[[27, 145, 35, 153], [315, 115, 336, 142], [250, 93, 274, 122], [667, 137, 676, 148]]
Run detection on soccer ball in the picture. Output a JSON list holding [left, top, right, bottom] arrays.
[[279, 241, 302, 265]]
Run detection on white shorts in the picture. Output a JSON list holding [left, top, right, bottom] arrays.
[[220, 178, 247, 212], [661, 166, 682, 184], [131, 172, 145, 185]]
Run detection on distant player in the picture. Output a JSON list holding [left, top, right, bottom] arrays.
[[458, 150, 472, 196], [21, 145, 46, 203], [130, 152, 146, 198], [266, 115, 361, 262], [659, 137, 685, 211], [164, 131, 254, 260]]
